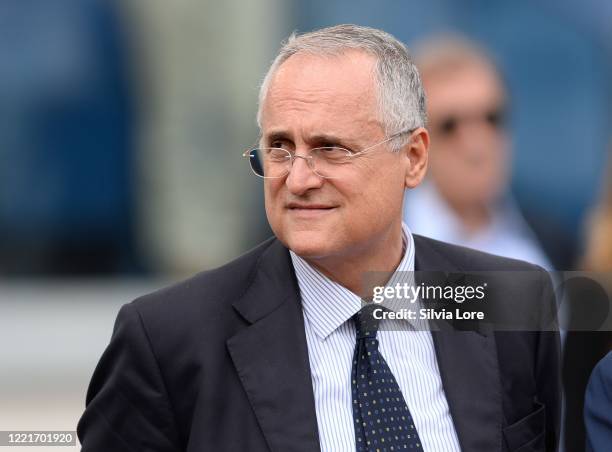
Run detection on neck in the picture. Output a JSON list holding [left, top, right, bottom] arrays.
[[304, 223, 405, 298]]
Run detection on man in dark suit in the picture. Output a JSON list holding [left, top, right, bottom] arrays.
[[78, 25, 560, 451]]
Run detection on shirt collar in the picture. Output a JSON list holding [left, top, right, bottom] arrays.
[[290, 223, 416, 340]]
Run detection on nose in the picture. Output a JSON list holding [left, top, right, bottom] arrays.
[[285, 155, 324, 195]]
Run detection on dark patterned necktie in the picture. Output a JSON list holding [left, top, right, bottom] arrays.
[[351, 304, 423, 451]]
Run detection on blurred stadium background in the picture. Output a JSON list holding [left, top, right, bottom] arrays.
[[1, 0, 610, 450]]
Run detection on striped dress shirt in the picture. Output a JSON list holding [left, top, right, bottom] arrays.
[[290, 223, 461, 451]]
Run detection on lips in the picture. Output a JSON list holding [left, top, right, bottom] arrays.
[[285, 203, 338, 217], [286, 203, 336, 210]]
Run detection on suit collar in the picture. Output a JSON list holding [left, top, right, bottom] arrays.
[[231, 239, 297, 324], [227, 239, 321, 452], [414, 234, 503, 452], [290, 251, 362, 340], [290, 222, 417, 340]]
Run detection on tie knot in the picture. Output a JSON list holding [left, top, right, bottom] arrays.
[[354, 304, 382, 340]]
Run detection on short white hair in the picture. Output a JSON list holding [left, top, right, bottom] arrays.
[[257, 24, 427, 151]]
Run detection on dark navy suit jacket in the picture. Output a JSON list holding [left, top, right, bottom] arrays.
[[78, 235, 561, 451], [585, 351, 612, 452]]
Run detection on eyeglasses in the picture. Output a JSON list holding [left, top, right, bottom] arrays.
[[436, 108, 506, 137], [242, 129, 415, 179]]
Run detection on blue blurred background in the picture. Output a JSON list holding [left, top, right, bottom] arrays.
[[0, 0, 610, 447], [1, 0, 610, 277]]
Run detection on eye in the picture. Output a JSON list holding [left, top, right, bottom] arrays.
[[265, 148, 290, 162], [316, 147, 351, 163]]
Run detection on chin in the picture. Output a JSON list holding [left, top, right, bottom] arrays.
[[281, 230, 336, 260]]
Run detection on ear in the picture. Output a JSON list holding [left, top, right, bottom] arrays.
[[402, 127, 429, 189]]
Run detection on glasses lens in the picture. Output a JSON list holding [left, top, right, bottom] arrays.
[[248, 148, 291, 178], [245, 149, 263, 176], [486, 109, 505, 128], [439, 117, 457, 136], [311, 147, 351, 177], [437, 109, 505, 137]]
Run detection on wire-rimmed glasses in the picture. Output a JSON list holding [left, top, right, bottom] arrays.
[[242, 129, 415, 179]]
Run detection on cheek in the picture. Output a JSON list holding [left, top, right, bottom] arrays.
[[345, 163, 405, 214], [431, 145, 456, 164], [263, 180, 283, 219], [431, 147, 464, 180]]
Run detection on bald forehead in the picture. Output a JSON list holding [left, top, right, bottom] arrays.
[[269, 51, 376, 102], [262, 51, 380, 130], [423, 58, 504, 94]]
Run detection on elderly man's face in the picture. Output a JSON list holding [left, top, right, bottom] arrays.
[[426, 62, 509, 209], [259, 51, 413, 261]]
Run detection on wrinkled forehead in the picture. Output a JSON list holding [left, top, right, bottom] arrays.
[[260, 51, 382, 138], [268, 51, 378, 105]]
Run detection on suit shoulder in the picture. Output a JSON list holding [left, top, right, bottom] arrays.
[[413, 234, 543, 272], [590, 352, 612, 386], [585, 352, 612, 448]]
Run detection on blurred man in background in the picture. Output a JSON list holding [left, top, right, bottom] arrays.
[[403, 36, 551, 269]]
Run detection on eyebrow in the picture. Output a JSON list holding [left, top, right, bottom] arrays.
[[263, 130, 355, 147], [309, 133, 347, 145], [263, 131, 291, 143]]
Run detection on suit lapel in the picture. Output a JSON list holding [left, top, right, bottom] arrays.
[[226, 235, 504, 451], [414, 235, 503, 452], [227, 240, 320, 452]]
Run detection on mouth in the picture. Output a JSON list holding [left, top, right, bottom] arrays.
[[285, 203, 338, 216]]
